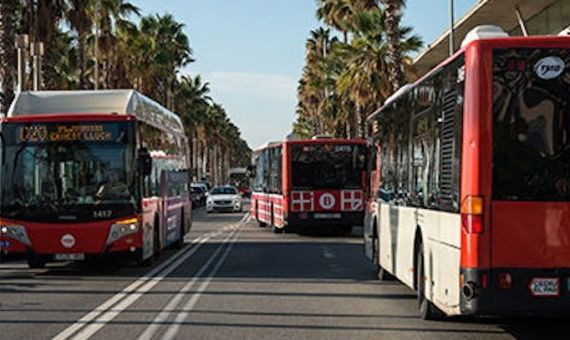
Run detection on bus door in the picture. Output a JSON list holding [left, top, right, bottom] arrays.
[[161, 170, 188, 247]]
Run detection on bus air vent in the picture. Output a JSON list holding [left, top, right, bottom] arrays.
[[439, 88, 457, 206]]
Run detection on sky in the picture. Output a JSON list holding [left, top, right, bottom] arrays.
[[133, 0, 477, 149]]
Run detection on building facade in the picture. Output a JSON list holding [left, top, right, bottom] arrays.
[[413, 0, 570, 78]]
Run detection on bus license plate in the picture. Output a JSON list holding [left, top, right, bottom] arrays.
[[314, 213, 341, 219], [529, 278, 559, 297], [54, 253, 85, 261]]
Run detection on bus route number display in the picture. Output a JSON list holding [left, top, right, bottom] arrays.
[[18, 124, 115, 143]]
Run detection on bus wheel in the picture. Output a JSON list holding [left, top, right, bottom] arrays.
[[153, 223, 160, 260], [27, 256, 47, 269], [417, 243, 444, 320], [176, 211, 185, 249], [258, 221, 267, 228], [272, 225, 284, 234], [374, 235, 393, 281]]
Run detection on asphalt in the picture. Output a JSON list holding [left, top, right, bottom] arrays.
[[1, 206, 570, 340]]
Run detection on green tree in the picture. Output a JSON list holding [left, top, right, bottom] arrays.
[[66, 0, 93, 88]]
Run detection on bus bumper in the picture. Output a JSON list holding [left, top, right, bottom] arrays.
[[287, 212, 364, 228], [460, 267, 570, 316], [0, 218, 143, 260]]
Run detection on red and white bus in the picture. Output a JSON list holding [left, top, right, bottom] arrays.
[[228, 167, 251, 196], [251, 138, 367, 233], [364, 26, 570, 319], [0, 90, 192, 268]]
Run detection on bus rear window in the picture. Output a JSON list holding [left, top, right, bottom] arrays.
[[291, 144, 365, 190], [493, 48, 570, 201]]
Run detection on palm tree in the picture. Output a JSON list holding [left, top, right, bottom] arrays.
[[316, 0, 352, 42], [139, 14, 193, 108], [337, 9, 421, 135], [31, 0, 67, 90], [96, 0, 140, 89], [382, 0, 406, 90], [67, 0, 93, 88], [296, 2, 422, 138], [0, 0, 16, 114]]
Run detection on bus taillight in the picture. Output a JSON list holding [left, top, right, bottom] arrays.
[[461, 196, 484, 234]]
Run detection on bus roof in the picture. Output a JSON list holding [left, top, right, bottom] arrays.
[[6, 90, 185, 136], [254, 138, 367, 152], [368, 33, 570, 123]]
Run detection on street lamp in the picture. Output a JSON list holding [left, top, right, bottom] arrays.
[[15, 34, 28, 92], [449, 0, 455, 56]]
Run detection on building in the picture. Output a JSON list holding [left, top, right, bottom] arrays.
[[413, 0, 570, 78]]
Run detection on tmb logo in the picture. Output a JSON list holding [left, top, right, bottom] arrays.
[[534, 56, 565, 80], [61, 234, 76, 249]]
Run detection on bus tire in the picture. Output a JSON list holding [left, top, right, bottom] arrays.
[[153, 221, 161, 260], [417, 243, 444, 320], [258, 220, 267, 228], [176, 210, 185, 249], [373, 232, 394, 281], [27, 256, 47, 269]]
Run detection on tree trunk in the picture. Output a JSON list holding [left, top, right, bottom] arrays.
[[384, 0, 405, 91], [0, 0, 16, 114], [77, 33, 87, 89]]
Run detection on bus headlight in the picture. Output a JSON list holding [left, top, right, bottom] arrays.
[[0, 224, 31, 246], [106, 218, 139, 246]]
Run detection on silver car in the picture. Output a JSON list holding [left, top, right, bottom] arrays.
[[206, 186, 242, 213]]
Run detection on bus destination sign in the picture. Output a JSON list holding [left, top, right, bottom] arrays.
[[18, 124, 117, 143]]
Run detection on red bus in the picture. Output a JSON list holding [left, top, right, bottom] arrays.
[[251, 138, 367, 233], [0, 90, 192, 268], [364, 26, 570, 319], [228, 167, 251, 196]]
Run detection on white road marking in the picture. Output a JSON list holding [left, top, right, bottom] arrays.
[[52, 213, 249, 340], [162, 224, 242, 340], [52, 233, 209, 340], [138, 226, 241, 340]]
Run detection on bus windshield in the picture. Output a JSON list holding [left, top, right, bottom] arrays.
[[493, 48, 570, 201], [0, 122, 137, 222], [291, 143, 365, 190]]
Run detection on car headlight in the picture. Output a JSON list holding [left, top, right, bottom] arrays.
[[106, 218, 139, 246], [1, 224, 31, 246]]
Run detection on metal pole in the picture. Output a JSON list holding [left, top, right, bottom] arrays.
[[30, 42, 44, 91], [514, 7, 528, 37], [15, 34, 28, 92], [449, 0, 455, 56]]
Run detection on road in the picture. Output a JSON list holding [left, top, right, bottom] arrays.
[[1, 206, 569, 340]]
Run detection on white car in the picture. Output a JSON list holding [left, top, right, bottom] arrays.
[[207, 186, 242, 213]]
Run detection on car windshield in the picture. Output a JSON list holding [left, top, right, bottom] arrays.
[[0, 122, 137, 222], [291, 143, 366, 190], [211, 187, 238, 195]]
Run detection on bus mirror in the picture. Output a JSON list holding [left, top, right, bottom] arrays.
[[139, 148, 152, 176]]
